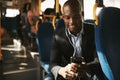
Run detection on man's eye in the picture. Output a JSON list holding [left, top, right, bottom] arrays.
[[66, 16, 70, 19], [63, 15, 70, 19]]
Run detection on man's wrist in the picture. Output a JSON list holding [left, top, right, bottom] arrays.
[[58, 67, 64, 76]]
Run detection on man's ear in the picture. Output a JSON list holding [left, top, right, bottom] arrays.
[[81, 11, 84, 21], [81, 11, 84, 18]]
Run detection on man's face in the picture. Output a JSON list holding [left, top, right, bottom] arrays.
[[63, 6, 83, 34]]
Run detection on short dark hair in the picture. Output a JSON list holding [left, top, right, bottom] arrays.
[[63, 0, 82, 14]]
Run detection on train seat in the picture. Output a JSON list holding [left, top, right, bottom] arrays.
[[95, 7, 120, 80], [36, 22, 54, 79]]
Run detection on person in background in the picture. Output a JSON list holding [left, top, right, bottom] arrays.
[[50, 0, 105, 80], [21, 2, 31, 46], [27, 7, 38, 35], [27, 3, 40, 51]]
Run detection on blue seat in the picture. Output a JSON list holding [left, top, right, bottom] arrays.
[[55, 19, 65, 30], [95, 7, 120, 80], [36, 22, 54, 75]]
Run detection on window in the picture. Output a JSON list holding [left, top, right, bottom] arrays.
[[5, 8, 19, 17], [84, 0, 120, 20]]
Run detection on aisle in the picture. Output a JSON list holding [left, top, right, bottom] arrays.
[[1, 32, 38, 80]]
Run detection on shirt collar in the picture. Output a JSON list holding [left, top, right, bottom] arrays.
[[67, 26, 83, 37]]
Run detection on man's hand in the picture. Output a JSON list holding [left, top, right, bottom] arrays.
[[58, 63, 80, 79]]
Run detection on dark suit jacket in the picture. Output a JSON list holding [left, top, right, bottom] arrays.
[[50, 23, 105, 80]]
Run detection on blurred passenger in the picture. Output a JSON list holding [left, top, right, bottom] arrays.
[[50, 0, 105, 80], [21, 2, 31, 46], [21, 2, 31, 29], [27, 9, 36, 35], [27, 3, 40, 51]]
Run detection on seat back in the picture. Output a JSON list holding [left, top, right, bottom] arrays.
[[36, 22, 54, 73], [55, 19, 65, 30], [95, 7, 120, 80]]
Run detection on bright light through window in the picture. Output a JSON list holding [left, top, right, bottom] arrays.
[[5, 9, 20, 17], [41, 0, 67, 12], [84, 0, 120, 20], [41, 0, 55, 11]]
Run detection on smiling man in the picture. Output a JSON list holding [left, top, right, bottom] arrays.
[[50, 0, 105, 80]]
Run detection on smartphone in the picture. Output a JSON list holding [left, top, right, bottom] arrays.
[[70, 56, 83, 64]]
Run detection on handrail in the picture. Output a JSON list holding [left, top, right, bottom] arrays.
[[93, 1, 105, 25]]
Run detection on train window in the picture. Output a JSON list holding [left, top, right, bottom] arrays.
[[5, 8, 20, 17], [84, 0, 120, 20], [41, 0, 67, 12], [41, 0, 55, 11], [104, 0, 120, 8]]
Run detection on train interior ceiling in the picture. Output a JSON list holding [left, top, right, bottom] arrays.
[[0, 0, 120, 80]]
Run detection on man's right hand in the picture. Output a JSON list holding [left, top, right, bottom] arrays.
[[58, 63, 79, 79]]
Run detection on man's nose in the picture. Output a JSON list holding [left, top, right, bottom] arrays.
[[69, 18, 73, 24], [69, 18, 76, 25]]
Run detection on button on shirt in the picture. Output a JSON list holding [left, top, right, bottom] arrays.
[[67, 27, 83, 57]]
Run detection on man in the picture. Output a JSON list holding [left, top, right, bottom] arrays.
[[50, 0, 105, 80]]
